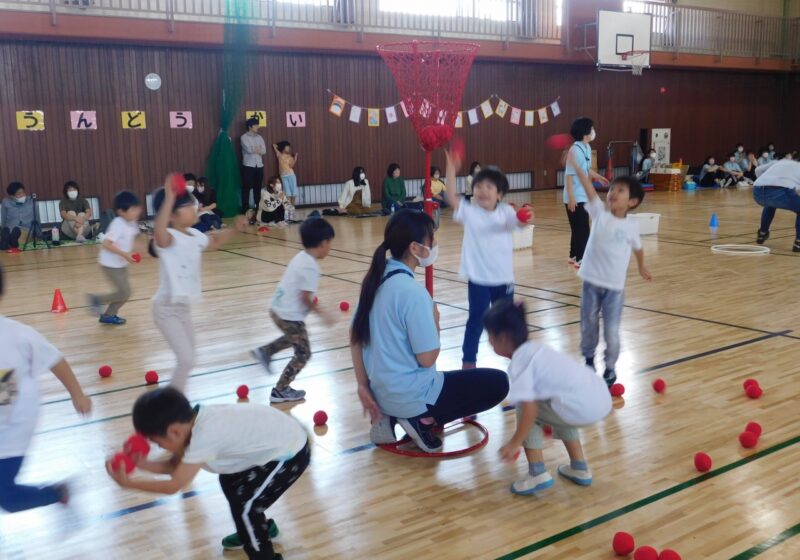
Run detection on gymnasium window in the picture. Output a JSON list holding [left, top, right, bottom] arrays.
[[623, 0, 668, 34], [378, 0, 513, 21]]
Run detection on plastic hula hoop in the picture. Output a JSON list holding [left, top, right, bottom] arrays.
[[378, 418, 489, 458], [711, 244, 771, 255]]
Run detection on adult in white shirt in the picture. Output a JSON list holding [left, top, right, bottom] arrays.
[[753, 158, 800, 251], [240, 117, 267, 213], [338, 166, 372, 214]]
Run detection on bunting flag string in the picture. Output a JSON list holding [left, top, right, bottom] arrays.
[[326, 90, 563, 130]]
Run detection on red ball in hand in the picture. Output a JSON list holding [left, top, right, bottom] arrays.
[[168, 172, 186, 195], [145, 370, 159, 385], [612, 532, 636, 556], [111, 452, 135, 474], [659, 550, 682, 560], [313, 410, 328, 426], [543, 425, 553, 437], [610, 383, 626, 397], [693, 452, 712, 472], [339, 301, 350, 312], [739, 431, 758, 449], [313, 296, 319, 305], [745, 421, 762, 437], [236, 385, 250, 399], [652, 378, 667, 394], [124, 434, 151, 459], [634, 546, 659, 560], [98, 365, 112, 378], [516, 208, 533, 223], [131, 252, 141, 263], [745, 384, 763, 399]]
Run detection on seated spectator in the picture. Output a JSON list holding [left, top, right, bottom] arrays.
[[60, 181, 93, 242], [723, 153, 751, 187], [758, 147, 771, 167], [382, 163, 406, 212], [193, 176, 222, 231], [638, 149, 656, 183], [258, 176, 288, 226], [430, 166, 448, 208], [1, 182, 34, 250], [338, 167, 373, 215], [698, 156, 726, 188]]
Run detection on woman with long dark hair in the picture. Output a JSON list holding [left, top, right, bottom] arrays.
[[350, 210, 508, 453], [338, 166, 372, 214]]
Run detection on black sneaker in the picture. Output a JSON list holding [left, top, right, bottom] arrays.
[[603, 369, 617, 388], [756, 230, 769, 245], [398, 417, 443, 453], [585, 357, 595, 369], [793, 240, 800, 253], [221, 519, 279, 550]]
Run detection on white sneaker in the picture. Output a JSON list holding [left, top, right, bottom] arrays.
[[369, 415, 398, 445], [557, 464, 593, 486], [510, 471, 554, 495]]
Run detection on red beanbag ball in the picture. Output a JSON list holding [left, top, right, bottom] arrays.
[[124, 434, 151, 459], [693, 452, 712, 472], [652, 378, 667, 393], [98, 365, 112, 378], [111, 452, 135, 474], [659, 550, 682, 560], [236, 385, 250, 399], [131, 252, 141, 263], [745, 421, 762, 437], [745, 384, 763, 399], [516, 208, 533, 223], [739, 431, 758, 449], [546, 133, 573, 151], [742, 378, 758, 390], [313, 410, 328, 426], [145, 370, 159, 384], [612, 532, 635, 556], [168, 172, 187, 195], [610, 383, 625, 397], [634, 546, 659, 560]]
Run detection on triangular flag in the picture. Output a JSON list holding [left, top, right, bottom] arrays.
[[468, 109, 479, 125], [538, 108, 549, 124], [367, 108, 380, 127], [495, 99, 509, 118], [329, 95, 346, 117], [385, 106, 398, 124], [524, 110, 535, 127], [400, 101, 409, 118], [349, 105, 362, 124], [455, 112, 464, 128], [480, 100, 493, 119], [510, 107, 522, 125], [550, 100, 561, 117]]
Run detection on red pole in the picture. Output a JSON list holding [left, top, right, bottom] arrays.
[[423, 149, 434, 296]]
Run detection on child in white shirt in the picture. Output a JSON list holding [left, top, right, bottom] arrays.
[[444, 149, 532, 368], [107, 387, 308, 560], [88, 191, 142, 325], [486, 299, 611, 495], [251, 218, 335, 403], [1, 265, 92, 512], [567, 154, 652, 387], [150, 176, 246, 391]]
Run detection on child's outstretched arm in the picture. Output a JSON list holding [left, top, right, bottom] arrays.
[[154, 176, 177, 249], [106, 458, 202, 495], [499, 401, 538, 463], [206, 216, 247, 251], [301, 291, 335, 326], [634, 248, 652, 281], [444, 148, 461, 211], [51, 359, 91, 415]]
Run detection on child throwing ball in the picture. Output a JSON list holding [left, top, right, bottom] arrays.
[[486, 299, 611, 495]]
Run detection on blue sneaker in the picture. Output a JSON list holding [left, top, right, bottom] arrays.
[[557, 464, 593, 486], [510, 472, 554, 495], [99, 315, 127, 325]]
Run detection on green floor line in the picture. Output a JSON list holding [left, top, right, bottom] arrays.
[[729, 522, 800, 559], [496, 434, 800, 560]]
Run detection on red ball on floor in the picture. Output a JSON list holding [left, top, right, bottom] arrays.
[[634, 546, 659, 560], [693, 452, 712, 472], [131, 252, 141, 263], [98, 365, 112, 378], [652, 378, 667, 393], [745, 421, 762, 437], [739, 431, 758, 449], [610, 383, 626, 397], [111, 452, 135, 474], [145, 370, 159, 384], [745, 384, 763, 399], [313, 410, 328, 426], [742, 378, 759, 390], [339, 301, 350, 312], [236, 385, 250, 399], [659, 550, 682, 560], [258, 226, 269, 233], [612, 532, 635, 556]]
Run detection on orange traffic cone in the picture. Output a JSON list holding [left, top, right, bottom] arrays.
[[51, 289, 68, 313]]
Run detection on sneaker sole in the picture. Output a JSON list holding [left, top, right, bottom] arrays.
[[397, 418, 442, 453], [510, 478, 554, 495], [270, 394, 305, 403], [558, 468, 593, 487], [250, 349, 273, 374]]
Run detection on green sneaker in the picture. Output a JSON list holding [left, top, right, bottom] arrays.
[[221, 519, 279, 550]]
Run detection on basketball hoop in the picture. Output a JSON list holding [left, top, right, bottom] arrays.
[[378, 40, 479, 295], [620, 50, 649, 76]]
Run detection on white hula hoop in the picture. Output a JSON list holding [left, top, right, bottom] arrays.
[[711, 244, 771, 255]]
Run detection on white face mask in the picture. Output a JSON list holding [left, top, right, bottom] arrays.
[[197, 186, 205, 193], [67, 190, 78, 200], [15, 196, 26, 204], [415, 244, 438, 268], [359, 173, 366, 180], [708, 160, 715, 166], [186, 184, 195, 193], [649, 153, 656, 159], [274, 184, 282, 192], [588, 129, 596, 142], [738, 147, 744, 152], [762, 153, 769, 159]]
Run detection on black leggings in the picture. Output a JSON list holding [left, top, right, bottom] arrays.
[[700, 170, 726, 187], [424, 368, 509, 425], [565, 203, 590, 261], [219, 443, 310, 560], [0, 227, 22, 249]]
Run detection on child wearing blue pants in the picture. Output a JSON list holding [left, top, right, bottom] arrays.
[[443, 150, 532, 368], [0, 265, 92, 512]]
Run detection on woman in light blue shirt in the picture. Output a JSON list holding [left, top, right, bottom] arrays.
[[564, 117, 609, 266], [350, 210, 508, 453]]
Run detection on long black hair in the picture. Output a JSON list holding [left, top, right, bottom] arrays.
[[351, 166, 367, 186], [350, 210, 435, 346]]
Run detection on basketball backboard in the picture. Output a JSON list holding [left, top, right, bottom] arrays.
[[597, 10, 652, 73]]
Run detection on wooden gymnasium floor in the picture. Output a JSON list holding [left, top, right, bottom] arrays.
[[1, 187, 800, 560]]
